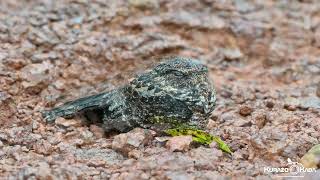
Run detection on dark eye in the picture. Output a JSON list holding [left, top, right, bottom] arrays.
[[173, 71, 185, 77]]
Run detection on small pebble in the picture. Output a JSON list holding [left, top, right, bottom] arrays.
[[55, 117, 82, 127], [265, 100, 274, 108], [239, 105, 253, 116], [316, 82, 320, 98], [90, 125, 105, 138], [128, 149, 143, 159]]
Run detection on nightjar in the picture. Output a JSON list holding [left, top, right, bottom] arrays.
[[43, 57, 216, 132]]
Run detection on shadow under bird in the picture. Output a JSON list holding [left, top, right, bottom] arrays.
[[42, 57, 216, 132]]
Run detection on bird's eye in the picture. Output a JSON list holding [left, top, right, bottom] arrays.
[[173, 71, 185, 77]]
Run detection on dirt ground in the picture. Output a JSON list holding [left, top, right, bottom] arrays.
[[0, 0, 320, 179]]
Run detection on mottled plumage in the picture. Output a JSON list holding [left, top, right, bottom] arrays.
[[43, 57, 216, 132]]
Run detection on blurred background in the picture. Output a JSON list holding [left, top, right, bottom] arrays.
[[0, 0, 319, 179]]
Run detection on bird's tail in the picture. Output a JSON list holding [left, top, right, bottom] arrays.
[[42, 92, 110, 123]]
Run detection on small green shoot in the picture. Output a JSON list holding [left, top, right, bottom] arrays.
[[165, 127, 232, 154]]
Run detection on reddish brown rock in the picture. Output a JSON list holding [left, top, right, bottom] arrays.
[[166, 135, 193, 152], [112, 128, 155, 155], [55, 117, 82, 128], [239, 105, 253, 116], [90, 125, 105, 138]]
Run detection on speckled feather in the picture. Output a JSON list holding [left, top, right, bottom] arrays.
[[42, 57, 216, 132]]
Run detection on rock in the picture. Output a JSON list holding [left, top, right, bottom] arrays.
[[75, 148, 124, 166], [0, 92, 16, 127], [128, 0, 159, 9], [18, 62, 53, 94], [87, 160, 106, 168], [220, 112, 235, 122], [316, 83, 320, 98], [33, 140, 53, 155], [112, 128, 155, 155], [155, 136, 171, 143], [234, 0, 256, 13], [300, 144, 320, 169], [265, 100, 274, 108], [300, 97, 320, 109], [55, 117, 82, 128], [254, 113, 267, 129], [128, 149, 143, 159], [209, 141, 218, 149], [188, 147, 222, 169], [250, 127, 289, 157], [303, 171, 320, 180], [221, 48, 244, 60], [80, 130, 94, 142], [30, 52, 58, 63], [233, 118, 252, 127], [90, 125, 105, 138], [266, 39, 289, 66], [166, 135, 193, 152], [284, 96, 320, 110], [206, 119, 218, 129], [0, 140, 3, 147], [163, 11, 226, 30], [4, 58, 26, 70], [239, 105, 253, 116], [284, 97, 300, 111], [165, 171, 194, 180]]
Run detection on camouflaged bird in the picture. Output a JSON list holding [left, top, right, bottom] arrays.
[[43, 57, 216, 132]]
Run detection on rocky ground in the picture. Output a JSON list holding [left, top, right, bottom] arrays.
[[0, 0, 320, 179]]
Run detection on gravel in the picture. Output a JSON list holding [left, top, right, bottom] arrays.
[[1, 0, 320, 179]]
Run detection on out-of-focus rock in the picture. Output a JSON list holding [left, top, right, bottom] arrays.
[[265, 100, 275, 108], [233, 118, 252, 127], [266, 39, 289, 66], [163, 11, 226, 30], [234, 0, 257, 13], [33, 139, 53, 155], [155, 136, 171, 143], [300, 97, 320, 109], [112, 128, 155, 155], [87, 159, 106, 168], [165, 135, 193, 152], [188, 147, 222, 170], [128, 0, 159, 9], [284, 96, 320, 110], [254, 113, 267, 129], [128, 149, 143, 159], [90, 125, 105, 138], [75, 148, 124, 165], [4, 58, 26, 70], [30, 52, 58, 63], [239, 105, 253, 116], [221, 48, 244, 60], [0, 92, 17, 127], [80, 130, 94, 143], [55, 117, 82, 128], [301, 144, 320, 169], [317, 83, 320, 98], [18, 62, 53, 94], [250, 127, 288, 157], [284, 96, 301, 110]]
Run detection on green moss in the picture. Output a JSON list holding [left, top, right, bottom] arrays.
[[164, 127, 232, 154], [149, 116, 232, 154], [149, 116, 193, 128]]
